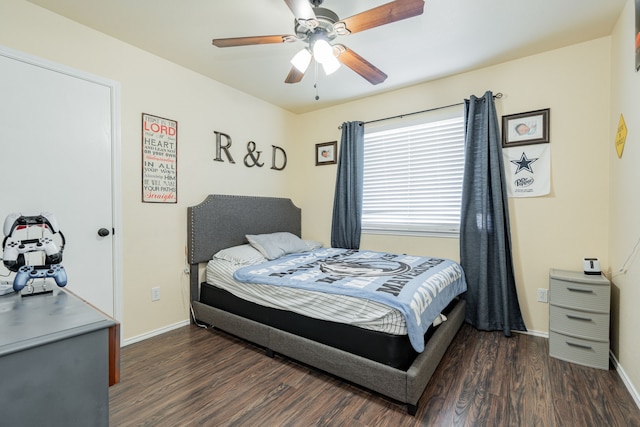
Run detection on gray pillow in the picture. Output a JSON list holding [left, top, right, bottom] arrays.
[[246, 232, 310, 260]]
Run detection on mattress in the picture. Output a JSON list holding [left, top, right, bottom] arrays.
[[203, 254, 460, 370], [206, 256, 410, 335], [199, 282, 463, 370], [231, 247, 467, 353], [206, 258, 407, 335]]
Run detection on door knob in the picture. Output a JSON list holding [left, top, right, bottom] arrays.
[[97, 228, 110, 237]]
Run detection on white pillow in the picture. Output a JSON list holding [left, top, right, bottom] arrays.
[[303, 240, 323, 250], [213, 244, 266, 265], [246, 232, 310, 260]]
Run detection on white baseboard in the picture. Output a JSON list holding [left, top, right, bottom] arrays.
[[610, 351, 640, 410], [122, 319, 190, 347], [516, 329, 549, 338]]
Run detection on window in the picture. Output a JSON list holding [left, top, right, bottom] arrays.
[[362, 106, 465, 237]]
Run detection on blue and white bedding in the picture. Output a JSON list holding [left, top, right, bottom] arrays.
[[234, 248, 467, 352], [206, 256, 408, 335]]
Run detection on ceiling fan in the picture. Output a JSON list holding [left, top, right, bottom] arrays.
[[212, 0, 425, 86]]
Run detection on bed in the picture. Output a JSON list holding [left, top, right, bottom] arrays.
[[187, 194, 466, 415]]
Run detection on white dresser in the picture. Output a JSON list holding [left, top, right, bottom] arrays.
[[548, 269, 610, 370]]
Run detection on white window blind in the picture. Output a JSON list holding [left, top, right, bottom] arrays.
[[362, 110, 465, 237]]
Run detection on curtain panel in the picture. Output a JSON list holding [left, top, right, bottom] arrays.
[[331, 121, 364, 249], [460, 91, 526, 335]]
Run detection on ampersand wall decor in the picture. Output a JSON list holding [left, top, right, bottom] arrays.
[[243, 141, 264, 167], [213, 131, 287, 171]]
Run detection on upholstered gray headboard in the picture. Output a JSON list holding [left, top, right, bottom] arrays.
[[187, 194, 301, 302]]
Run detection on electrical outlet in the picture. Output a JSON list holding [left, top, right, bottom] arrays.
[[537, 288, 548, 303], [183, 267, 190, 275], [151, 287, 160, 302]]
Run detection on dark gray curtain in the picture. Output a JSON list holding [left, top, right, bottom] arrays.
[[460, 91, 526, 335], [331, 121, 364, 249]]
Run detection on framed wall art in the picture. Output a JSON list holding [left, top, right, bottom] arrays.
[[142, 113, 178, 203], [315, 141, 337, 166], [502, 108, 550, 147]]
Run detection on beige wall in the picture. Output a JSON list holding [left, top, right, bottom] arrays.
[[1, 0, 298, 339], [291, 38, 612, 337], [609, 0, 640, 402]]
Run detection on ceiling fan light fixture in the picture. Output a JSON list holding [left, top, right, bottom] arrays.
[[310, 35, 340, 75], [321, 55, 340, 75], [312, 38, 334, 64], [291, 48, 312, 73]]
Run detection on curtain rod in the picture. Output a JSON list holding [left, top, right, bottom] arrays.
[[338, 92, 503, 130]]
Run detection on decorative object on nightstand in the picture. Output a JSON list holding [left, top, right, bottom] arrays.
[[583, 257, 601, 275], [548, 269, 611, 370]]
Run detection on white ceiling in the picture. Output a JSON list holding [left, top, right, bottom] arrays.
[[27, 0, 626, 114]]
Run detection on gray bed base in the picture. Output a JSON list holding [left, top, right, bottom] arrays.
[[187, 194, 465, 415]]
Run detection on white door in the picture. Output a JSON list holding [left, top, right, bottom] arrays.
[[0, 47, 120, 318]]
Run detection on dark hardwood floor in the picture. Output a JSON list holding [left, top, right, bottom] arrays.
[[110, 323, 640, 426]]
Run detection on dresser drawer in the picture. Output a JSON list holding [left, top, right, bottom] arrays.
[[550, 277, 610, 312], [549, 305, 609, 340], [549, 331, 609, 370]]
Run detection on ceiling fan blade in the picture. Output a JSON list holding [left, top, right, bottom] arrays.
[[212, 35, 295, 48], [336, 0, 425, 35], [285, 66, 306, 84], [336, 45, 387, 85], [283, 0, 318, 28]]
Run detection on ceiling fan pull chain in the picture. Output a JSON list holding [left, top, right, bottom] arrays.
[[314, 61, 320, 100]]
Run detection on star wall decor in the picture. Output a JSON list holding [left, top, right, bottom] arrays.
[[510, 152, 538, 174]]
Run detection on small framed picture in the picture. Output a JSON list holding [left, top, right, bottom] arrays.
[[315, 141, 337, 165], [502, 108, 550, 147]]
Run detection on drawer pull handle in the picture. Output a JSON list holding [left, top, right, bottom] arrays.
[[566, 287, 594, 294], [566, 314, 593, 322], [566, 342, 593, 350]]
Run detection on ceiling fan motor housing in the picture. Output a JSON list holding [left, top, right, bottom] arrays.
[[294, 7, 339, 42]]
